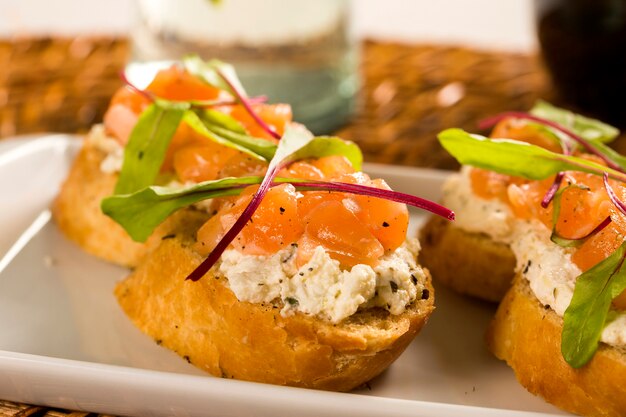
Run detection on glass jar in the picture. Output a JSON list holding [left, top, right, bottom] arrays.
[[132, 0, 357, 134], [536, 0, 626, 127]]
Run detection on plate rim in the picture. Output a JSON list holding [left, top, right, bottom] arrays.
[[0, 134, 560, 417]]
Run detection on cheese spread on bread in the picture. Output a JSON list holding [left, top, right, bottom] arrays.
[[442, 166, 514, 242], [443, 168, 626, 348], [219, 238, 426, 323], [87, 125, 124, 174], [86, 121, 427, 323]]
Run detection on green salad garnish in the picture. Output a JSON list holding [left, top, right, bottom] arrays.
[[102, 56, 454, 287], [440, 102, 624, 368]]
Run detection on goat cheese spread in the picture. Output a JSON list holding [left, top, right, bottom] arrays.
[[441, 166, 514, 242], [443, 168, 626, 348], [218, 239, 426, 323], [88, 125, 124, 174], [89, 125, 426, 323]]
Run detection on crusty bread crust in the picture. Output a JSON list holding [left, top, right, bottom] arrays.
[[52, 138, 209, 267], [115, 219, 435, 391], [419, 215, 516, 302], [487, 274, 626, 417]]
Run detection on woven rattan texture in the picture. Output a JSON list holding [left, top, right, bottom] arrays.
[[0, 36, 128, 138], [336, 40, 555, 169], [0, 400, 116, 417], [2, 37, 625, 169]]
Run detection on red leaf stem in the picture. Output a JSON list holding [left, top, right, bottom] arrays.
[[216, 68, 281, 140], [604, 173, 626, 217], [185, 177, 455, 281]]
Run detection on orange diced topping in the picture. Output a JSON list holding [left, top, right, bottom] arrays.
[[196, 184, 303, 257], [351, 178, 409, 252], [296, 201, 384, 268], [173, 143, 239, 183], [195, 158, 408, 267], [278, 161, 324, 181], [470, 117, 626, 275], [491, 118, 562, 153], [145, 65, 222, 101], [226, 103, 292, 140], [310, 155, 355, 179]]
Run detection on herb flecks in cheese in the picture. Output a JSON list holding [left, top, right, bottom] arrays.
[[219, 239, 425, 323], [89, 122, 427, 323], [511, 221, 580, 317], [445, 168, 626, 349]]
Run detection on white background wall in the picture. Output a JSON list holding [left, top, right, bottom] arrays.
[[0, 0, 536, 52], [351, 0, 536, 51]]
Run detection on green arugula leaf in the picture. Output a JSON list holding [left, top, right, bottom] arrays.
[[183, 55, 247, 98], [115, 101, 188, 195], [530, 101, 625, 171], [562, 240, 626, 368], [184, 54, 280, 139], [289, 134, 363, 171], [183, 109, 277, 161], [185, 123, 364, 281], [103, 175, 315, 243], [103, 176, 263, 242], [584, 139, 626, 172], [104, 125, 363, 244], [200, 108, 247, 134], [437, 128, 626, 183], [531, 100, 620, 144], [257, 123, 362, 174], [272, 124, 314, 165]]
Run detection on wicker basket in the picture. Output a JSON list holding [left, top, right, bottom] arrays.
[[0, 36, 128, 138], [336, 40, 555, 169], [1, 37, 624, 168]]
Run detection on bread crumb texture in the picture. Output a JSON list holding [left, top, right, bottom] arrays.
[[419, 215, 515, 302], [52, 134, 210, 267], [115, 230, 434, 391], [487, 274, 626, 417]]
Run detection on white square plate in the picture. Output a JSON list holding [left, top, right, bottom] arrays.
[[0, 135, 567, 416]]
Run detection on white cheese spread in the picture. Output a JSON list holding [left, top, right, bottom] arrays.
[[88, 124, 427, 323], [87, 125, 124, 174], [510, 220, 580, 317], [218, 239, 427, 323], [444, 168, 626, 348], [442, 166, 514, 242]]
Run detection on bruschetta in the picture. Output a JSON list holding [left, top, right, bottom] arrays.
[[53, 59, 289, 267], [105, 121, 446, 390], [426, 102, 626, 415], [55, 56, 453, 391]]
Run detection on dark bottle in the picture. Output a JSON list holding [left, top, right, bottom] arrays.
[[537, 0, 626, 127]]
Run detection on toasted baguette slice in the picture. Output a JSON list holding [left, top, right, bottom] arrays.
[[419, 215, 516, 302], [115, 218, 435, 391], [487, 273, 626, 417], [53, 137, 209, 267]]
